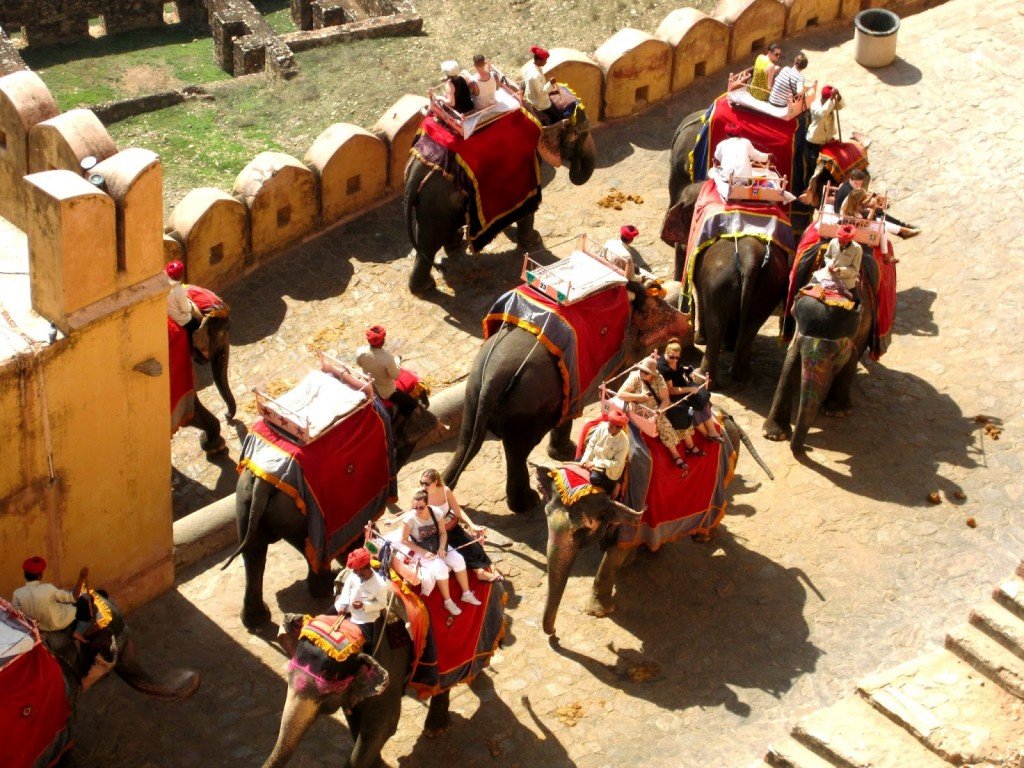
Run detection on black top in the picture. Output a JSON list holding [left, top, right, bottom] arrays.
[[657, 356, 694, 401], [451, 76, 475, 114], [834, 180, 853, 214]]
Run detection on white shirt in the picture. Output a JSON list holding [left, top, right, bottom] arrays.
[[816, 239, 863, 289], [12, 581, 77, 632], [714, 137, 771, 180], [167, 279, 193, 326], [807, 95, 845, 145], [472, 71, 498, 109], [521, 60, 552, 110], [335, 570, 390, 624], [580, 422, 630, 481], [355, 345, 400, 398]]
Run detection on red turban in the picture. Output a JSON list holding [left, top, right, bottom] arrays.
[[607, 408, 628, 427], [365, 325, 386, 347], [620, 225, 639, 242], [836, 224, 857, 244], [164, 260, 185, 280], [821, 85, 834, 100], [530, 45, 550, 62], [724, 122, 741, 137], [346, 548, 372, 570], [23, 556, 46, 575]]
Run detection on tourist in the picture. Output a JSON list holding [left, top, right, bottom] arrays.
[[441, 60, 474, 114], [617, 356, 692, 474], [657, 341, 720, 449], [333, 547, 390, 646], [835, 169, 921, 238], [469, 53, 498, 110], [710, 122, 771, 199], [356, 325, 416, 419], [419, 468, 501, 582], [813, 224, 862, 297], [578, 407, 631, 494], [13, 557, 91, 643], [768, 53, 815, 108], [401, 491, 482, 616], [165, 260, 200, 338], [521, 45, 561, 124], [749, 42, 783, 101]]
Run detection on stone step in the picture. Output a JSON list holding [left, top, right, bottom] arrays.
[[993, 576, 1024, 621], [765, 736, 842, 768], [858, 648, 1024, 766], [969, 600, 1024, 661], [792, 694, 950, 768], [946, 622, 1024, 699]]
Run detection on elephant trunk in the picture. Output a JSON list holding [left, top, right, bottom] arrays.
[[568, 132, 596, 185], [115, 634, 201, 702], [542, 509, 581, 636], [791, 336, 848, 453], [262, 687, 321, 768], [211, 344, 236, 421]]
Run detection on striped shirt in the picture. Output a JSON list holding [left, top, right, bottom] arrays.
[[768, 66, 805, 107]]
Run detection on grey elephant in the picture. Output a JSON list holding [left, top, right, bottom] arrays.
[[404, 101, 597, 294], [13, 592, 200, 767], [225, 401, 439, 628], [261, 579, 506, 768], [762, 257, 879, 453], [442, 279, 693, 513]]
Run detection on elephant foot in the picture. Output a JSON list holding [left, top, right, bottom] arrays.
[[507, 487, 541, 514], [585, 594, 615, 618], [307, 573, 334, 600], [821, 401, 852, 418], [241, 601, 272, 629], [409, 271, 437, 295], [423, 723, 450, 739], [762, 421, 792, 442], [442, 237, 466, 258], [202, 435, 228, 457], [516, 227, 542, 248], [728, 363, 751, 383], [547, 439, 576, 462]]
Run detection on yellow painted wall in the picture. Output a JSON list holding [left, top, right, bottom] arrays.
[[657, 10, 730, 93], [715, 0, 788, 64], [0, 72, 59, 230], [543, 49, 604, 123], [306, 123, 388, 226], [595, 30, 673, 120], [785, 0, 841, 34], [233, 152, 318, 262], [166, 188, 249, 291]]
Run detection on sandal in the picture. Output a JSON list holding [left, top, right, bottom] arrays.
[[686, 446, 706, 457], [477, 570, 504, 583], [673, 457, 690, 476]]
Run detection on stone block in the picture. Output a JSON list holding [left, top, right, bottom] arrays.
[[233, 152, 318, 261], [212, 11, 250, 74], [105, 6, 164, 35], [946, 622, 1024, 699], [305, 123, 387, 225], [28, 108, 117, 176], [372, 94, 428, 189], [765, 736, 837, 767], [656, 9, 730, 92], [312, 0, 349, 27], [291, 0, 314, 29], [24, 170, 117, 332], [969, 600, 1024, 660], [714, 0, 787, 64], [594, 29, 672, 120], [0, 70, 58, 229], [542, 49, 603, 122], [92, 148, 164, 290], [166, 187, 250, 290], [233, 34, 266, 76], [783, 0, 841, 35]]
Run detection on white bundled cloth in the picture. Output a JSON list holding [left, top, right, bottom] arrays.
[[273, 370, 367, 440]]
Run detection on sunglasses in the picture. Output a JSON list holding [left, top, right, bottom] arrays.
[[413, 504, 427, 511], [666, 355, 679, 360], [419, 480, 431, 486]]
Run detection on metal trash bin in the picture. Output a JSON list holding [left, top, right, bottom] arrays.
[[854, 9, 900, 68]]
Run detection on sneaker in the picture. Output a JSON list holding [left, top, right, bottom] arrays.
[[443, 599, 462, 616], [461, 591, 482, 606]]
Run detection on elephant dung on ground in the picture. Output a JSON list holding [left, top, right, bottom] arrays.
[[442, 279, 693, 513], [403, 107, 597, 294]]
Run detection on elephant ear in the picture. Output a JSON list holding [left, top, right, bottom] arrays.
[[609, 497, 643, 524], [529, 462, 555, 504]]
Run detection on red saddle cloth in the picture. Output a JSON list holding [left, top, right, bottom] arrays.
[[413, 109, 542, 253], [185, 284, 228, 317], [818, 140, 868, 180], [1, 642, 72, 768], [167, 317, 194, 434]]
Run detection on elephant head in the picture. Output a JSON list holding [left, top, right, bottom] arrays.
[[191, 311, 236, 421], [537, 108, 596, 185], [531, 463, 642, 636], [623, 278, 695, 360]]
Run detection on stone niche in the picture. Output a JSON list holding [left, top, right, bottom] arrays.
[[594, 29, 672, 120], [166, 188, 250, 290], [543, 49, 604, 122], [0, 70, 59, 230], [0, 0, 185, 48], [783, 0, 841, 34], [305, 123, 387, 226], [233, 152, 318, 261], [656, 9, 730, 93], [373, 94, 429, 190], [714, 0, 787, 65]]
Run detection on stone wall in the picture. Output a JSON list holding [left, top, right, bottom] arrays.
[[0, 0, 201, 47]]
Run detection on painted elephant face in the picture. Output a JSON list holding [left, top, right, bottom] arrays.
[[626, 279, 694, 356]]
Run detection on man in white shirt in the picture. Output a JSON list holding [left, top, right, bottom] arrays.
[[165, 260, 200, 338], [356, 325, 416, 418], [13, 556, 90, 642], [710, 123, 771, 199], [813, 224, 863, 296], [334, 548, 391, 646], [580, 408, 631, 494], [521, 45, 561, 124]]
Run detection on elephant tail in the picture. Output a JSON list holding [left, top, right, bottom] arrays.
[[221, 473, 270, 570], [721, 411, 774, 481]]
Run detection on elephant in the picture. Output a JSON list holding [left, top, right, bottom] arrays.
[[761, 261, 877, 453], [403, 106, 597, 294], [262, 581, 505, 768], [442, 279, 693, 513], [18, 592, 200, 767], [226, 400, 440, 629], [534, 411, 770, 636]]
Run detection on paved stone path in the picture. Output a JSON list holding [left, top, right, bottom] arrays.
[[77, 0, 1024, 765]]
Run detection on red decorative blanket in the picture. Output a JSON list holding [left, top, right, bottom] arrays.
[[168, 318, 194, 434], [239, 402, 396, 570], [185, 284, 229, 317], [818, 141, 868, 180], [483, 284, 631, 423], [700, 96, 799, 189], [413, 110, 542, 253], [1, 643, 72, 768]]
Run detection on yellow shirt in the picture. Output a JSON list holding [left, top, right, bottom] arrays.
[[750, 54, 772, 101], [12, 581, 77, 631]]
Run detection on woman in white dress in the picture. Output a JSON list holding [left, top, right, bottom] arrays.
[[420, 469, 502, 581]]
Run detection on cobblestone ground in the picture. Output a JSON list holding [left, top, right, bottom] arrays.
[[77, 0, 1024, 765]]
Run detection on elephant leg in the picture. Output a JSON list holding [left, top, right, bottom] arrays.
[[587, 546, 630, 618], [306, 565, 334, 600], [346, 671, 403, 768], [409, 250, 438, 295], [762, 341, 800, 441], [193, 398, 227, 456], [241, 536, 273, 628], [261, 689, 321, 768], [699, 298, 725, 384], [211, 347, 236, 421], [516, 212, 541, 247], [546, 420, 576, 461], [424, 690, 451, 737], [729, 321, 760, 383], [504, 426, 549, 513]]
